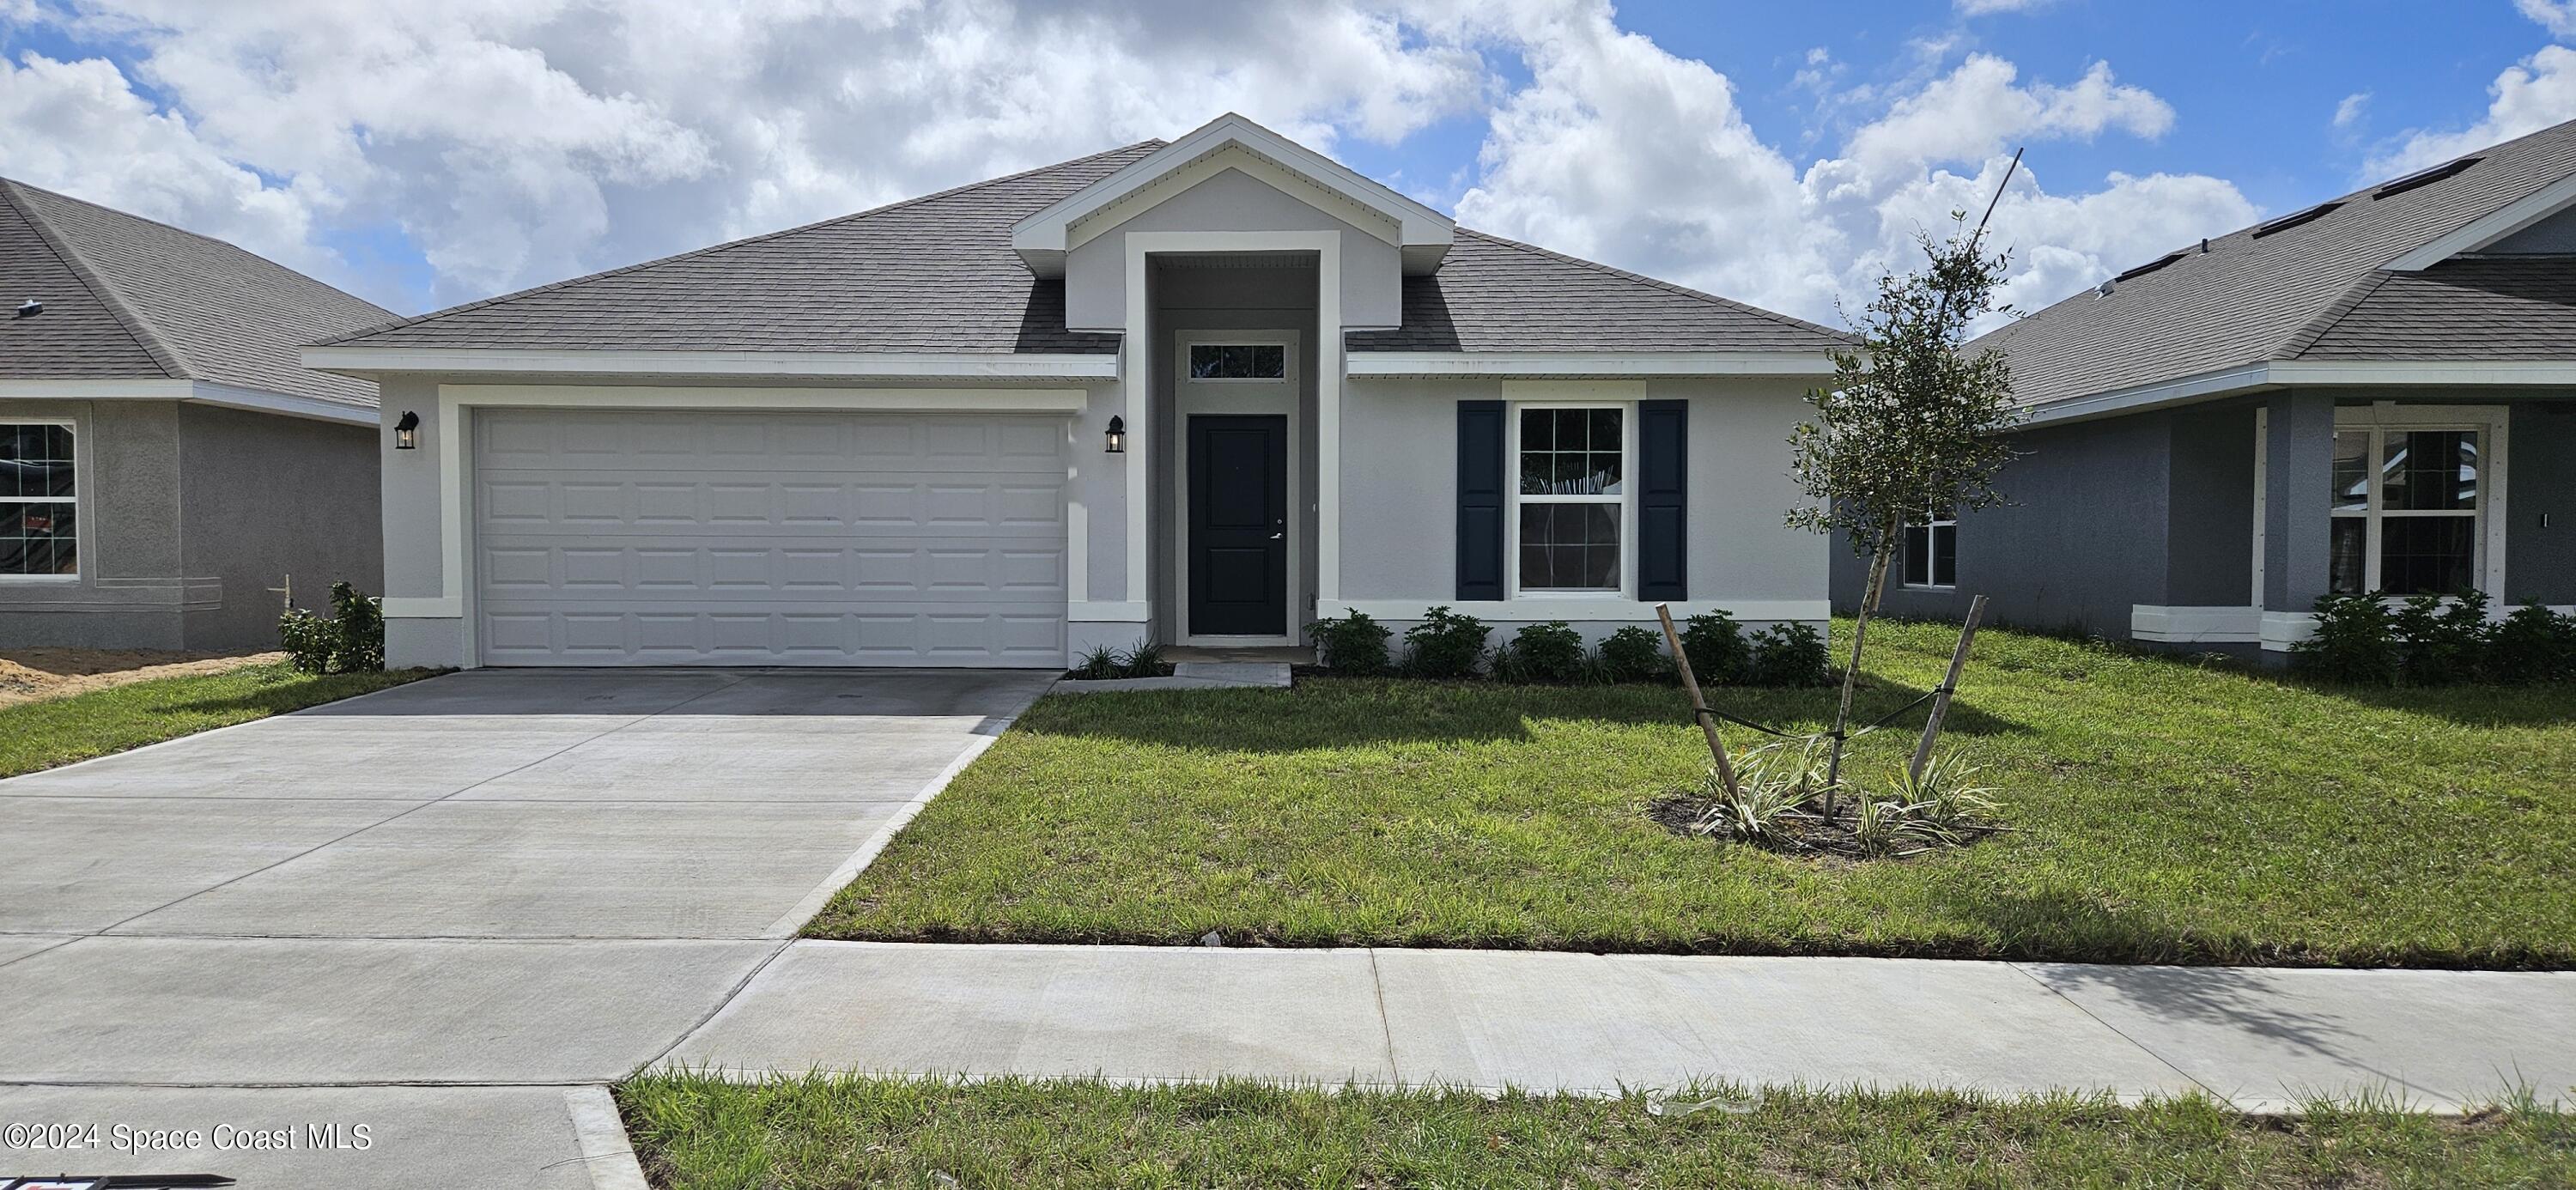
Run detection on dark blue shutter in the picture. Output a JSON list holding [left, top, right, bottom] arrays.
[[1456, 400, 1505, 601], [1637, 399, 1687, 601]]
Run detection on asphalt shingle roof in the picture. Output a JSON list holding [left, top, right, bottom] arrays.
[[1978, 118, 2576, 407], [0, 178, 391, 407], [331, 144, 1847, 359]]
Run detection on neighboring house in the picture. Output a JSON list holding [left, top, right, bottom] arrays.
[[307, 113, 1848, 670], [1, 178, 392, 651], [1835, 117, 2576, 659]]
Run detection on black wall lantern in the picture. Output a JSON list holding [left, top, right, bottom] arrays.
[[394, 410, 420, 450], [1104, 415, 1127, 453]]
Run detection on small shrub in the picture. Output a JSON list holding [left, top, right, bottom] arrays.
[[2294, 592, 2400, 684], [2394, 591, 2493, 685], [1072, 644, 1121, 680], [1678, 611, 1750, 685], [1746, 622, 1830, 687], [2488, 604, 2576, 683], [1402, 605, 1489, 679], [1306, 610, 1392, 675], [276, 580, 386, 675], [1887, 750, 2002, 846], [1115, 638, 1172, 679], [1496, 621, 1588, 683], [1596, 625, 1667, 683], [1692, 738, 1826, 845]]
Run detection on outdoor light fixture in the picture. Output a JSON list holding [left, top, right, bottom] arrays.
[[1104, 416, 1127, 453], [394, 410, 420, 450]]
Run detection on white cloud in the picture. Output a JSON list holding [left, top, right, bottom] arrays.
[[2333, 91, 2370, 130], [2367, 43, 2576, 175], [2518, 0, 2576, 38]]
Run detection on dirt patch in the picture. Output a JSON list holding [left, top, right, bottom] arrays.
[[0, 648, 286, 708]]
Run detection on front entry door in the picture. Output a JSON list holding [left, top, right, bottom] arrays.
[[1188, 415, 1288, 637]]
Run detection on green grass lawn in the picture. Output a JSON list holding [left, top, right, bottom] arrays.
[[807, 620, 2576, 967], [0, 662, 435, 778], [620, 1072, 2574, 1189]]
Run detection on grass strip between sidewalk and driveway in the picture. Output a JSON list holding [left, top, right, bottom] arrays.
[[0, 662, 436, 778], [619, 1072, 2575, 1189], [806, 620, 2576, 968]]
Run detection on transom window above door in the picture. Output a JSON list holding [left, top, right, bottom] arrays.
[[1514, 405, 1626, 593], [2329, 422, 2483, 596], [1188, 343, 1286, 379]]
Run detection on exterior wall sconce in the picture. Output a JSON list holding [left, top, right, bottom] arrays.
[[1104, 416, 1126, 453], [394, 410, 420, 450]]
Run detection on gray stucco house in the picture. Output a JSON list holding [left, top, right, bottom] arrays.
[[1837, 116, 2576, 659], [1, 178, 390, 650], [308, 114, 1848, 669]]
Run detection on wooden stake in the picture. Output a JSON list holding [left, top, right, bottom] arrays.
[[1657, 602, 1740, 797], [1909, 593, 1988, 782]]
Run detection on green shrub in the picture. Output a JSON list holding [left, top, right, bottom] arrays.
[[1495, 621, 1588, 684], [1401, 606, 1489, 679], [1072, 644, 1121, 680], [276, 580, 386, 675], [1678, 611, 1750, 685], [2294, 592, 2401, 684], [1746, 622, 1830, 687], [1595, 625, 1667, 683], [2396, 591, 2495, 685], [1306, 610, 1392, 675], [2488, 604, 2576, 683], [1115, 639, 1171, 679]]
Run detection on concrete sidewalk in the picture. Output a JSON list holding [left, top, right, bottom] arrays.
[[665, 942, 2576, 1114]]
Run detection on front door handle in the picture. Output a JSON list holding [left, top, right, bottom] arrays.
[[1268, 532, 1284, 540]]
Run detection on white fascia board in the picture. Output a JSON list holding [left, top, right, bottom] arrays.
[[1346, 351, 1838, 379], [1012, 112, 1454, 276], [2016, 363, 2277, 427], [301, 345, 1121, 382], [2385, 168, 2576, 270], [2267, 360, 2576, 386], [187, 381, 378, 426], [0, 378, 376, 425]]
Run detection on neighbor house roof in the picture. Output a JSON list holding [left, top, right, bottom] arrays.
[[0, 178, 392, 408], [1978, 117, 2576, 409], [325, 141, 1848, 359]]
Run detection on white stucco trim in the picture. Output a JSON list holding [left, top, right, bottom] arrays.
[[2130, 604, 2261, 643], [303, 345, 1121, 381], [0, 378, 379, 425], [382, 596, 463, 619], [1014, 112, 1451, 277], [1349, 352, 1838, 379], [1322, 598, 1829, 622], [2385, 168, 2576, 270], [1122, 229, 1344, 621], [1068, 600, 1150, 622], [2260, 610, 2318, 652], [422, 382, 1089, 619]]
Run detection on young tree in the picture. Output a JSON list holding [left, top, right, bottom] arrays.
[[1788, 220, 2020, 809]]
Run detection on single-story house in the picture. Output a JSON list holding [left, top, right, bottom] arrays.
[[307, 113, 1850, 669], [1837, 116, 2576, 657], [1, 178, 392, 650]]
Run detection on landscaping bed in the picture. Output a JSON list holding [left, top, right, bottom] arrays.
[[806, 620, 2576, 968], [0, 661, 435, 778], [619, 1072, 2574, 1189]]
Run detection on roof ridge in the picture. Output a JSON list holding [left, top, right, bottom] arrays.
[[1, 178, 191, 379], [1452, 227, 1854, 344], [324, 139, 1167, 346], [2272, 269, 2396, 361], [3, 175, 395, 324]]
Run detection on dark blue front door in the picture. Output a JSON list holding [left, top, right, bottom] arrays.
[[1188, 415, 1287, 637]]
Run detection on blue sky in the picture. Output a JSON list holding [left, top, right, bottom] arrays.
[[3, 1, 2571, 323]]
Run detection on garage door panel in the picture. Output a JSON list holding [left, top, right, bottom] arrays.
[[474, 475, 1064, 534], [486, 410, 1058, 472], [478, 607, 1067, 667]]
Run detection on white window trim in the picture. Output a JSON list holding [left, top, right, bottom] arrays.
[[1900, 507, 1957, 591], [1504, 399, 1637, 600], [1171, 329, 1302, 647], [2329, 403, 2509, 598], [0, 417, 78, 582]]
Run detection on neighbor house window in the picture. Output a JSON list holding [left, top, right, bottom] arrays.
[[1513, 405, 1627, 593], [1188, 343, 1285, 379], [2330, 422, 2482, 596], [1902, 507, 1956, 589], [0, 422, 76, 577]]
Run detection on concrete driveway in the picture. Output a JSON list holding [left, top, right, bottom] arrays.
[[0, 666, 1053, 1188]]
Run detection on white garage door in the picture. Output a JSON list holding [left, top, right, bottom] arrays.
[[473, 408, 1067, 667]]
